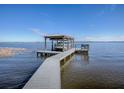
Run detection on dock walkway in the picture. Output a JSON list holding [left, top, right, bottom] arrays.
[[37, 50, 62, 57], [75, 48, 89, 52], [24, 47, 89, 89], [24, 48, 75, 89]]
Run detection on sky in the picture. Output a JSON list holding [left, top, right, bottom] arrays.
[[0, 4, 124, 42]]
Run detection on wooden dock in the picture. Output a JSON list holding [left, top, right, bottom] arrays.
[[75, 44, 89, 54], [24, 48, 75, 89], [37, 48, 88, 57], [75, 48, 88, 52], [75, 48, 89, 55], [37, 50, 62, 57], [24, 43, 89, 89]]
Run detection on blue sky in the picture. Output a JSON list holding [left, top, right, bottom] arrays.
[[0, 4, 124, 42]]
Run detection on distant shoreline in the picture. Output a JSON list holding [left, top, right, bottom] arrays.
[[0, 47, 26, 57]]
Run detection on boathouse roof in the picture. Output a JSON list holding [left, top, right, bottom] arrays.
[[44, 35, 74, 40]]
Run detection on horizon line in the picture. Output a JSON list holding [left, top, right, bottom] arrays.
[[1, 41, 124, 42]]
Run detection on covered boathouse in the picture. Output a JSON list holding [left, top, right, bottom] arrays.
[[44, 35, 74, 52]]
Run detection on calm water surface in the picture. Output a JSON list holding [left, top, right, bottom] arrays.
[[0, 42, 43, 89], [61, 42, 124, 89], [1, 42, 124, 89]]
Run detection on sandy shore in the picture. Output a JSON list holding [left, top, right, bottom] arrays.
[[0, 47, 26, 57]]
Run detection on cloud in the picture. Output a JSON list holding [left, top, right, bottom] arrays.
[[83, 35, 124, 41], [29, 28, 48, 37]]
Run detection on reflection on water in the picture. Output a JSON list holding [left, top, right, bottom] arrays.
[[74, 53, 89, 65], [61, 44, 124, 89], [80, 53, 89, 65], [61, 53, 90, 88]]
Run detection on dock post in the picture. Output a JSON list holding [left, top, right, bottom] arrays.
[[37, 52, 39, 57], [44, 37, 47, 50], [63, 40, 64, 52], [51, 40, 54, 51]]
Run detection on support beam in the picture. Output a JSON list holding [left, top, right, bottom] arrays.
[[67, 39, 69, 50], [63, 39, 64, 52], [44, 37, 47, 50], [57, 40, 58, 44], [73, 39, 74, 48], [52, 40, 54, 51], [71, 40, 73, 48]]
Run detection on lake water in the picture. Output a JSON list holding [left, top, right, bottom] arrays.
[[0, 42, 124, 89], [0, 42, 43, 89], [61, 42, 124, 89]]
